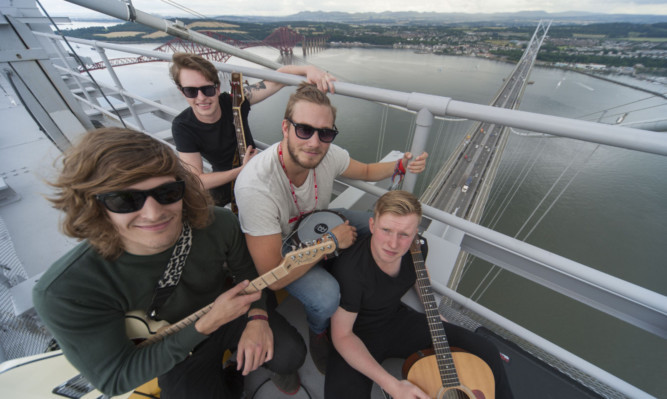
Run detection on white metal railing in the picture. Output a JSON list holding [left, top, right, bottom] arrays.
[[35, 30, 667, 333], [33, 29, 666, 399]]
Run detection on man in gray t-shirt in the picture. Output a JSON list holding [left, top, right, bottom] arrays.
[[234, 82, 428, 374]]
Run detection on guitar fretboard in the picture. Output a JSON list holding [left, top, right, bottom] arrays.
[[410, 238, 461, 388], [230, 72, 247, 164], [135, 240, 335, 348]]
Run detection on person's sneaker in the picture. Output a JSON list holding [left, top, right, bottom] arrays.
[[309, 329, 330, 375], [270, 371, 301, 395]]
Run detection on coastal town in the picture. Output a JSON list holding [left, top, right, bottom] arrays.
[[67, 18, 667, 83]]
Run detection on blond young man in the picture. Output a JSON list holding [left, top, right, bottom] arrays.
[[325, 190, 514, 399]]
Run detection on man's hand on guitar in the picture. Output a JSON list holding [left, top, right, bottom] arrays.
[[386, 379, 430, 399], [237, 312, 274, 375], [330, 220, 357, 250], [242, 145, 257, 166], [194, 280, 261, 335]]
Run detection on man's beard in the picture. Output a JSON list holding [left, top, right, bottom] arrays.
[[286, 136, 326, 170]]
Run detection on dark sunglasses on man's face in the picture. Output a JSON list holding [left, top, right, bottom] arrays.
[[96, 180, 186, 214], [179, 84, 218, 99], [286, 119, 338, 143]]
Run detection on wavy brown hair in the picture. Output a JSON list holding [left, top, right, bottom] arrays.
[[284, 82, 337, 122], [48, 128, 213, 259], [169, 52, 220, 88]]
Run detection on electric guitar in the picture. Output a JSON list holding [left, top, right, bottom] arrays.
[[230, 72, 248, 165], [402, 237, 495, 399], [228, 72, 248, 214], [125, 239, 336, 347]]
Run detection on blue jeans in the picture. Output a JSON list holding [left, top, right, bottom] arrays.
[[285, 264, 340, 334], [284, 208, 372, 334]]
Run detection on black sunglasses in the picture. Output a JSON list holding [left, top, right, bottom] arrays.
[[96, 181, 186, 214], [286, 119, 338, 143], [179, 84, 218, 98]]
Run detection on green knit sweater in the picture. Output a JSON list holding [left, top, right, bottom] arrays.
[[33, 207, 265, 395]]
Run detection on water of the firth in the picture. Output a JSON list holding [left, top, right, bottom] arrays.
[[86, 44, 666, 396]]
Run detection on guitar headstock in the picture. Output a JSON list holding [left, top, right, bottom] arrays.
[[230, 72, 244, 108], [410, 234, 424, 253], [282, 240, 337, 271]]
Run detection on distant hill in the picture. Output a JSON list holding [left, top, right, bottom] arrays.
[[211, 10, 666, 25]]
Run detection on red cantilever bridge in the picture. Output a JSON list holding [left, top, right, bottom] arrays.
[[80, 27, 307, 71]]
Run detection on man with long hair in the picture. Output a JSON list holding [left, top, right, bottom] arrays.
[[33, 128, 305, 397]]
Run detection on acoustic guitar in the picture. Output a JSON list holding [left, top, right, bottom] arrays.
[[126, 239, 336, 347], [402, 237, 495, 399]]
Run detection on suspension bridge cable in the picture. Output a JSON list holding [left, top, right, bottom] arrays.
[[474, 144, 602, 301], [575, 94, 662, 120], [486, 138, 549, 230], [521, 145, 600, 241], [483, 133, 532, 222], [376, 105, 389, 162], [514, 144, 585, 240], [158, 0, 208, 19]]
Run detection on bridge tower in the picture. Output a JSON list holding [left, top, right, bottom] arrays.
[[263, 27, 303, 55]]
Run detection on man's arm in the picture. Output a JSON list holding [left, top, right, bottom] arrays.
[[244, 65, 335, 105], [245, 219, 357, 290], [178, 147, 255, 190], [331, 307, 429, 398], [341, 151, 429, 182], [244, 233, 319, 290]]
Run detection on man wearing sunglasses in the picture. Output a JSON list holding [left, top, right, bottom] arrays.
[[33, 128, 306, 397], [234, 83, 429, 375], [170, 52, 335, 207]]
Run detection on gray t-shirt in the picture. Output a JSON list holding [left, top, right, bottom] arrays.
[[235, 142, 350, 238]]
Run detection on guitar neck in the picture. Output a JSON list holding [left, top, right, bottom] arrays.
[[230, 72, 247, 163], [137, 239, 335, 348], [410, 238, 461, 388]]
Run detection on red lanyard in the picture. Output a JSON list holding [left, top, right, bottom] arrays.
[[278, 142, 318, 224]]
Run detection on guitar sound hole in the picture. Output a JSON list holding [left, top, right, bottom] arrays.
[[441, 387, 473, 399]]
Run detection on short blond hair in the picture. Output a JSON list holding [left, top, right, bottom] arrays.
[[373, 190, 422, 220]]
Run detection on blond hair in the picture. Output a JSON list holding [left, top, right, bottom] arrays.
[[373, 190, 422, 220]]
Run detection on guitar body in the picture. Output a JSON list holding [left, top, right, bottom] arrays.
[[404, 348, 495, 399]]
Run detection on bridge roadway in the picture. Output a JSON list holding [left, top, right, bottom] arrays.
[[420, 21, 551, 286]]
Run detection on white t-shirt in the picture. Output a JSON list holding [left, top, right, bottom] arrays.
[[235, 142, 350, 238]]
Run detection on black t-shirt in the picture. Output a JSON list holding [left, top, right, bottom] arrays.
[[332, 234, 428, 334], [172, 93, 254, 204]]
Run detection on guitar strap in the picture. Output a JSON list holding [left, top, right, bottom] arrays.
[[147, 222, 192, 320]]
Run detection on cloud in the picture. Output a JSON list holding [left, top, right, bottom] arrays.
[[38, 0, 667, 18]]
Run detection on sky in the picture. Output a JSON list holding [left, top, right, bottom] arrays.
[[39, 0, 667, 19]]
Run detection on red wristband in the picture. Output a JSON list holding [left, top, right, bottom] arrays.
[[397, 159, 406, 174], [247, 314, 268, 322]]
